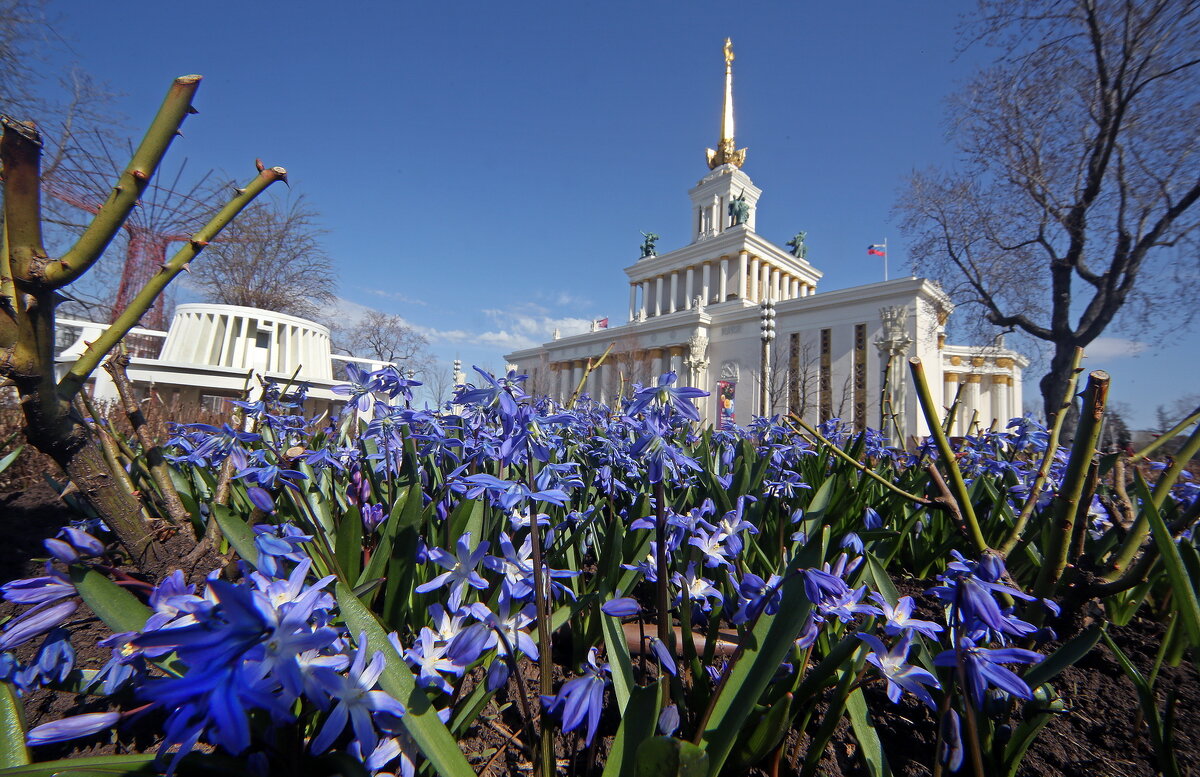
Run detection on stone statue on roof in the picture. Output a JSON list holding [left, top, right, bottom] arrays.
[[787, 231, 808, 260], [729, 192, 750, 226], [640, 231, 660, 258]]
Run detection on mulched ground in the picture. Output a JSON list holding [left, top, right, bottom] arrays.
[[3, 482, 1197, 776]]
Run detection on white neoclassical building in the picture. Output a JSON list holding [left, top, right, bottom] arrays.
[[506, 40, 1027, 442], [55, 303, 390, 415]]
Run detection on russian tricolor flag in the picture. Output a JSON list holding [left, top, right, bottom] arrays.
[[867, 244, 886, 256]]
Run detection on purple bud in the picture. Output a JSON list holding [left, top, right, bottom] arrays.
[[486, 657, 509, 692], [43, 538, 78, 564], [864, 507, 882, 530], [60, 527, 105, 557], [27, 711, 120, 745], [0, 600, 78, 651], [657, 704, 680, 735], [649, 637, 677, 676], [600, 597, 641, 618], [247, 486, 275, 513]]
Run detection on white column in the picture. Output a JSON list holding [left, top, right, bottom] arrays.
[[571, 361, 584, 397], [702, 261, 712, 305], [650, 348, 664, 379], [719, 258, 729, 302], [559, 363, 572, 402], [640, 280, 650, 318], [738, 252, 748, 299], [654, 276, 663, 317], [629, 284, 637, 321], [771, 268, 781, 302], [760, 262, 770, 303], [993, 376, 1010, 425], [962, 375, 980, 435], [668, 347, 682, 376], [593, 362, 606, 404], [685, 267, 694, 309], [790, 277, 800, 299], [669, 272, 679, 314], [749, 257, 760, 302]]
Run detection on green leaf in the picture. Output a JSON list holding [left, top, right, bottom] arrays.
[[602, 683, 661, 777], [335, 506, 364, 582], [846, 688, 890, 777], [601, 614, 635, 714], [698, 529, 826, 776], [0, 445, 24, 476], [69, 566, 150, 633], [730, 692, 792, 772], [0, 754, 156, 777], [211, 505, 259, 568], [636, 736, 709, 777], [334, 583, 475, 777], [1023, 624, 1101, 689], [863, 553, 899, 606], [0, 682, 29, 768], [1142, 483, 1200, 651]]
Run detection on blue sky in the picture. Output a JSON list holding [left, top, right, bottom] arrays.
[[36, 0, 1197, 426]]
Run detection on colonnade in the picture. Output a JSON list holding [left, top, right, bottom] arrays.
[[549, 345, 689, 404], [942, 356, 1017, 435], [629, 251, 816, 321]]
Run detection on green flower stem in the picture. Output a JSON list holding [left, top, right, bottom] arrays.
[[41, 76, 202, 289], [787, 414, 931, 506], [908, 357, 988, 554], [998, 348, 1085, 556], [0, 117, 48, 288], [58, 165, 287, 401], [1102, 422, 1200, 583], [1130, 405, 1200, 462], [1030, 371, 1109, 604]]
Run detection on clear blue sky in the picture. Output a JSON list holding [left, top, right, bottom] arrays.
[[36, 0, 1197, 426]]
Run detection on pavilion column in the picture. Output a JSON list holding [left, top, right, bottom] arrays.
[[593, 362, 606, 404], [668, 346, 684, 377], [749, 257, 760, 301], [685, 267, 695, 309], [771, 267, 781, 302], [701, 262, 711, 306], [759, 261, 770, 303], [791, 277, 800, 299], [559, 363, 572, 403], [964, 374, 982, 434], [649, 348, 664, 380], [654, 276, 663, 317], [943, 372, 959, 436], [738, 252, 748, 299], [719, 258, 729, 302], [629, 284, 637, 321], [570, 360, 585, 399], [640, 280, 650, 318], [669, 272, 679, 313], [992, 375, 1010, 427]]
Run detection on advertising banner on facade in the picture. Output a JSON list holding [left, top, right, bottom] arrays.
[[716, 380, 736, 430]]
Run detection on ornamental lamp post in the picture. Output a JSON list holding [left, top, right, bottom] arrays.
[[759, 298, 776, 417]]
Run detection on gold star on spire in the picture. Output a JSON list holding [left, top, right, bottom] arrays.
[[706, 37, 747, 170]]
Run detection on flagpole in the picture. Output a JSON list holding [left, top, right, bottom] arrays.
[[884, 237, 888, 281]]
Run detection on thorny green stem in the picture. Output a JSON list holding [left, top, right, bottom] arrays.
[[999, 348, 1085, 556], [909, 358, 988, 554]]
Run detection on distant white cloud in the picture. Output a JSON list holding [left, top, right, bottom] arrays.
[[424, 308, 593, 352], [363, 288, 428, 306], [1086, 337, 1148, 359]]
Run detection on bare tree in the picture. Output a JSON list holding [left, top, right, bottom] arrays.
[[337, 310, 433, 378], [190, 193, 336, 319], [898, 0, 1200, 425]]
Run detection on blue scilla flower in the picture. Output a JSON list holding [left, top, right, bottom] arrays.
[[934, 637, 1043, 708], [541, 648, 610, 746], [332, 362, 377, 414], [307, 633, 405, 757], [415, 534, 490, 610], [857, 631, 941, 710], [625, 371, 708, 424], [871, 594, 944, 641]]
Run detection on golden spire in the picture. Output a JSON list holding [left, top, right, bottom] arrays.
[[706, 37, 747, 170]]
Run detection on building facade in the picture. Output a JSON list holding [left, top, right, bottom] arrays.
[[55, 303, 391, 415], [506, 40, 1026, 442]]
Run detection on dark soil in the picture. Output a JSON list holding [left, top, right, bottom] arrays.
[[3, 485, 1198, 776]]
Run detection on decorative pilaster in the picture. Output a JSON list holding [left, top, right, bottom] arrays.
[[875, 305, 912, 446]]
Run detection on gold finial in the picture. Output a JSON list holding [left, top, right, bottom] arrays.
[[707, 37, 747, 170]]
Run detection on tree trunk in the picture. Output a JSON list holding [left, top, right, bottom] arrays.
[[1040, 343, 1081, 440], [19, 384, 163, 567]]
